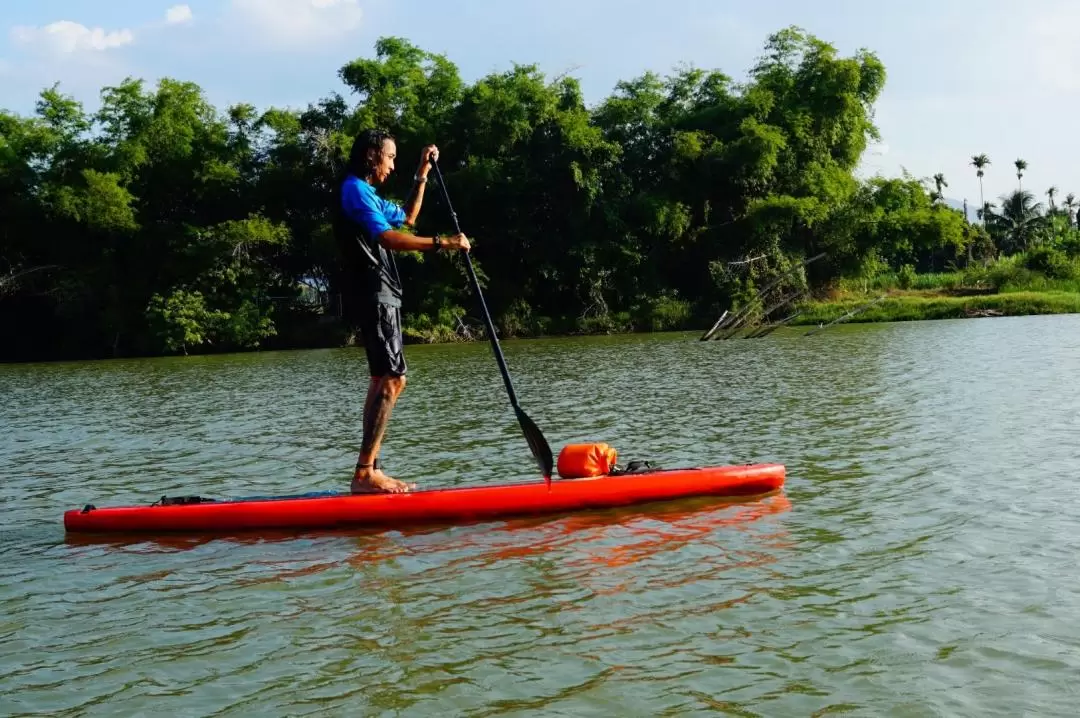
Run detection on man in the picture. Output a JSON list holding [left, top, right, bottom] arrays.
[[335, 129, 470, 494]]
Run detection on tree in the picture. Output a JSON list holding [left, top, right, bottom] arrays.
[[986, 190, 1044, 253], [1015, 158, 1027, 192], [837, 174, 968, 272], [735, 26, 887, 283], [970, 153, 990, 219], [931, 172, 948, 203], [5, 29, 1062, 361]]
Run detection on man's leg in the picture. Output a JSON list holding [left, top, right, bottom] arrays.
[[359, 376, 379, 469], [352, 303, 413, 494], [352, 374, 411, 493]]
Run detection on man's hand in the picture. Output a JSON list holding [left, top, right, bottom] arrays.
[[446, 232, 470, 252], [418, 145, 439, 175]]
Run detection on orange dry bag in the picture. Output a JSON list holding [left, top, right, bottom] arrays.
[[556, 443, 618, 479]]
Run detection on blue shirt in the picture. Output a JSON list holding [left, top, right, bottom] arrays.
[[340, 175, 406, 306], [341, 175, 407, 237]]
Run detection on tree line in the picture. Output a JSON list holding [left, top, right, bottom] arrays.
[[1, 27, 1074, 361]]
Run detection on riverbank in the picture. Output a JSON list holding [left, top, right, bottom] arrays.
[[399, 279, 1080, 345], [8, 274, 1080, 363], [398, 285, 1080, 345], [787, 254, 1080, 327], [790, 289, 1080, 326]]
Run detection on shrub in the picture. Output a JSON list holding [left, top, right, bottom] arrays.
[[897, 263, 917, 289], [631, 296, 693, 332], [1023, 246, 1078, 280]]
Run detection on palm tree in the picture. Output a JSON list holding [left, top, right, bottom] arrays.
[[971, 153, 990, 219], [978, 201, 998, 261], [1047, 186, 1058, 213], [1065, 193, 1077, 226], [1015, 158, 1027, 192], [994, 189, 1044, 252], [932, 173, 948, 204]]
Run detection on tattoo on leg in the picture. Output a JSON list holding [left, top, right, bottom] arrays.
[[357, 378, 380, 468], [362, 377, 378, 420], [361, 378, 398, 459]]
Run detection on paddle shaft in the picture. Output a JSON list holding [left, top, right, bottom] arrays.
[[427, 160, 524, 411], [427, 158, 554, 483]]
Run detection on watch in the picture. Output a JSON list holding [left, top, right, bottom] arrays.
[[432, 235, 442, 249], [414, 174, 428, 184]]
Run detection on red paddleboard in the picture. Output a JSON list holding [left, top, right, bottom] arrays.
[[62, 463, 785, 535]]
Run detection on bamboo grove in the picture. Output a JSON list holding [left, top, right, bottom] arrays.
[[2, 27, 1074, 361]]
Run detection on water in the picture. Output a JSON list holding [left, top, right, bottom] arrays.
[[3, 315, 1080, 716]]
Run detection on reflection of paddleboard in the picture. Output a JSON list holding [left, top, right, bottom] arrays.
[[63, 463, 785, 535]]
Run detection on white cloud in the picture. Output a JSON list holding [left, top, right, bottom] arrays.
[[165, 5, 194, 25], [228, 0, 363, 46], [10, 21, 134, 55]]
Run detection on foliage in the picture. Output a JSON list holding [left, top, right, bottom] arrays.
[[2, 28, 1078, 361]]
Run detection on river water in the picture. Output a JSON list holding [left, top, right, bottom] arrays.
[[3, 315, 1080, 716]]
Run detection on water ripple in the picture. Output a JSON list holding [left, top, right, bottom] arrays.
[[4, 316, 1080, 715]]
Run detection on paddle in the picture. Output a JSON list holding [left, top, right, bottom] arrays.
[[427, 157, 556, 487]]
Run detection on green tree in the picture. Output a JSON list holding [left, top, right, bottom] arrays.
[[5, 28, 1059, 361], [931, 173, 948, 204], [1014, 158, 1027, 192], [986, 190, 1044, 253], [970, 153, 990, 221]]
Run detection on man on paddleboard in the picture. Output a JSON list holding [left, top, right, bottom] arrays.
[[335, 129, 470, 493]]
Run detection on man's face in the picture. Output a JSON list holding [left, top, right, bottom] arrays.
[[369, 139, 396, 184]]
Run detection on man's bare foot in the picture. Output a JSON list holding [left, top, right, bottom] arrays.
[[351, 466, 415, 494]]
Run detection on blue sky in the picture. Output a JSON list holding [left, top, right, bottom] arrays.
[[2, 0, 1077, 209]]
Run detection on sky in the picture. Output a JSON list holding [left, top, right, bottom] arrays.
[[1, 0, 1077, 210]]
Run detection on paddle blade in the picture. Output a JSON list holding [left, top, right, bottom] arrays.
[[515, 406, 554, 484]]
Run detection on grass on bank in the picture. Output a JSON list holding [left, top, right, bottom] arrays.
[[791, 291, 1080, 325], [794, 248, 1080, 325], [835, 252, 1080, 296]]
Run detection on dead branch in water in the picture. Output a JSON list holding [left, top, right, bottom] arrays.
[[803, 294, 888, 337]]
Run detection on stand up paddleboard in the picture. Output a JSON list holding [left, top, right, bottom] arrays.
[[63, 461, 785, 535]]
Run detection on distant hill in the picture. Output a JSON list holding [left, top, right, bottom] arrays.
[[940, 197, 993, 222], [942, 197, 973, 218]]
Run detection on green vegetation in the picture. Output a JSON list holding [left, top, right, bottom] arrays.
[[797, 240, 1080, 327], [796, 291, 1080, 326], [2, 27, 1079, 361]]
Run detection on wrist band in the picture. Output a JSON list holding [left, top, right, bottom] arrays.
[[432, 235, 442, 249]]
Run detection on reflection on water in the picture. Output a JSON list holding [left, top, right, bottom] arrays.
[[5, 316, 1080, 715], [12, 492, 792, 716]]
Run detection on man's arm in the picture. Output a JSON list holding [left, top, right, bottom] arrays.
[[401, 145, 436, 226], [341, 166, 469, 254], [401, 173, 428, 227], [377, 191, 446, 252], [379, 229, 453, 252]]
